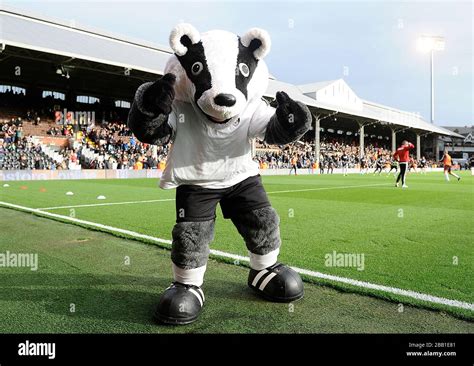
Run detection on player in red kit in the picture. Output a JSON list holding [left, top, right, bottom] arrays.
[[393, 140, 414, 188]]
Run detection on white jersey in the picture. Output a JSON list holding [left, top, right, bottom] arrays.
[[160, 98, 275, 189]]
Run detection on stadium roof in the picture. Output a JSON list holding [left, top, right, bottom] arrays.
[[265, 79, 324, 107], [295, 79, 463, 138], [298, 80, 339, 93], [0, 6, 172, 74], [441, 126, 473, 135], [0, 5, 463, 138]]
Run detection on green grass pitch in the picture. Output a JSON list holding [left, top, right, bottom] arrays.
[[0, 171, 473, 332]]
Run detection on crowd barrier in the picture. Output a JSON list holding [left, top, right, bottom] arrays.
[[259, 167, 445, 175], [0, 167, 446, 181], [0, 169, 163, 181]]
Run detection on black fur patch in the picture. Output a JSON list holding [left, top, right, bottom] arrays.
[[176, 38, 212, 102], [236, 38, 259, 99]]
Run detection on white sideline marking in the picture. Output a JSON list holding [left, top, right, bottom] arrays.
[[1, 200, 472, 312], [267, 183, 390, 195], [38, 183, 389, 210], [38, 198, 175, 210], [0, 201, 172, 245]]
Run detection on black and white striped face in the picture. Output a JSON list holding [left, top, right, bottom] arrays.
[[167, 24, 271, 123]]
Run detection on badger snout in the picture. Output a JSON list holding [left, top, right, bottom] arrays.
[[196, 88, 246, 123], [214, 93, 236, 107]]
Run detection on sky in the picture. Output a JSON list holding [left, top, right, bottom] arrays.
[[3, 0, 473, 126]]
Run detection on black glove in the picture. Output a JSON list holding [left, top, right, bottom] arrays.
[[264, 91, 312, 145], [275, 91, 311, 135], [143, 73, 176, 115]]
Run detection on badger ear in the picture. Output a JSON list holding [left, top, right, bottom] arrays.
[[240, 28, 271, 60], [169, 23, 201, 56]]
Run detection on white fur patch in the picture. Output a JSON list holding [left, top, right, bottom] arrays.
[[164, 56, 195, 103], [197, 30, 246, 120], [169, 23, 201, 56], [164, 27, 271, 121], [246, 61, 269, 103], [240, 28, 271, 60]]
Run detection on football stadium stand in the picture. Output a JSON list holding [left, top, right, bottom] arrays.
[[0, 5, 464, 176]]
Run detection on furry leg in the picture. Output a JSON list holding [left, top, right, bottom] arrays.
[[231, 206, 281, 270], [236, 207, 304, 302], [171, 220, 215, 286]]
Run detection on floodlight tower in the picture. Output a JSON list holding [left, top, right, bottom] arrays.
[[417, 35, 445, 124]]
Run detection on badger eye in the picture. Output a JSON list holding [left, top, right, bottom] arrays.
[[239, 63, 250, 77], [191, 62, 203, 76]]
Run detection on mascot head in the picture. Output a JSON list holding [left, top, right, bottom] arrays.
[[165, 23, 271, 123]]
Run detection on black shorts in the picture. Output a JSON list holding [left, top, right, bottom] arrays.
[[175, 175, 271, 222]]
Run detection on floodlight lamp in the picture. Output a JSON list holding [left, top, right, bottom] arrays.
[[417, 35, 445, 53]]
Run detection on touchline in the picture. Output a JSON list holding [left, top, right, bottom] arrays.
[[0, 251, 38, 271]]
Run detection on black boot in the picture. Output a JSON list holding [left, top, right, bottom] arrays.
[[154, 282, 205, 325], [248, 263, 304, 302]]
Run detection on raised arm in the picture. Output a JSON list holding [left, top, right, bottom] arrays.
[[263, 91, 312, 145], [127, 73, 176, 145]]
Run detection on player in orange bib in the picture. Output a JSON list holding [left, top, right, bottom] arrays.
[[289, 154, 298, 175], [441, 150, 461, 182]]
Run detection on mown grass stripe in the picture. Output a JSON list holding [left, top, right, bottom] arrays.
[[1, 200, 472, 312]]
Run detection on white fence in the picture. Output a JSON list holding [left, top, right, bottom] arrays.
[[0, 168, 446, 181], [0, 169, 163, 181]]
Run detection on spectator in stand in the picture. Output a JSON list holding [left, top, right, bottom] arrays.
[[134, 157, 143, 170], [1, 112, 437, 173], [147, 155, 157, 169]]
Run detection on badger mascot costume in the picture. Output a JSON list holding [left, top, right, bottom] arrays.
[[128, 24, 312, 324]]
